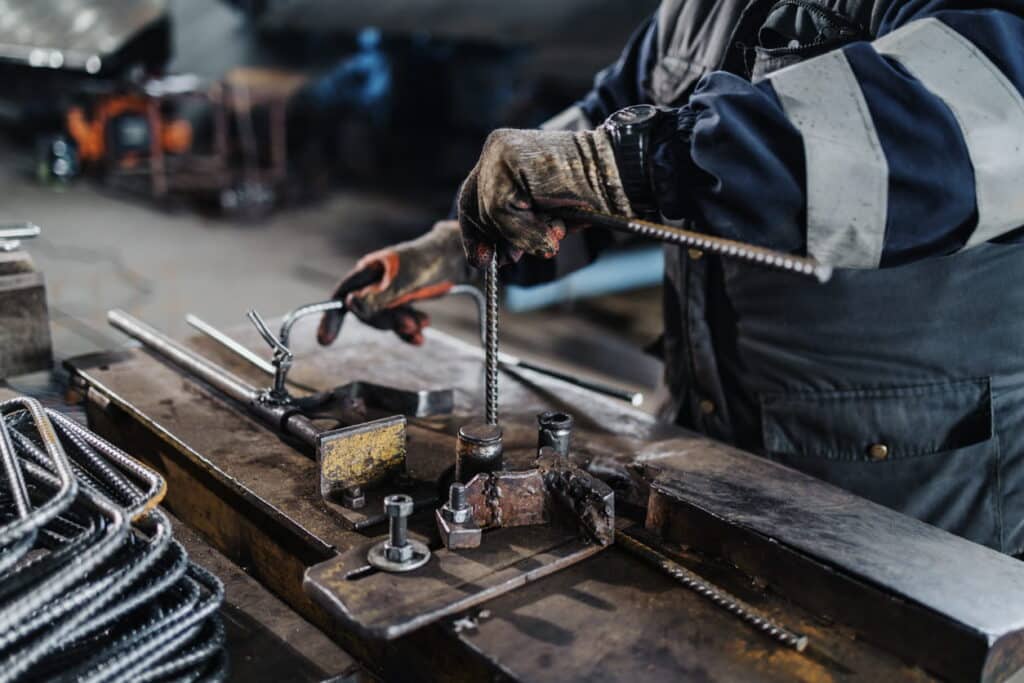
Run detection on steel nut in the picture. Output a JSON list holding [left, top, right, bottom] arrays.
[[442, 503, 470, 525], [384, 494, 414, 518], [435, 509, 482, 550], [342, 487, 366, 510], [384, 541, 414, 563]]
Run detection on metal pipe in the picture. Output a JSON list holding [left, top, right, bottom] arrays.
[[109, 309, 259, 404]]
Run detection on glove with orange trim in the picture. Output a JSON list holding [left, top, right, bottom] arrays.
[[317, 220, 473, 346]]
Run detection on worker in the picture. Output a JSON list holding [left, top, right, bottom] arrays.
[[319, 1, 1024, 555]]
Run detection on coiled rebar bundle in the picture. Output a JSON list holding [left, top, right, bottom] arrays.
[[0, 396, 227, 682]]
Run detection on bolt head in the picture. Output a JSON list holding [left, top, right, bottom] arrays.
[[384, 494, 414, 518], [384, 541, 414, 562]]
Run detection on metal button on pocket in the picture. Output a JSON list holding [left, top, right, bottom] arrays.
[[868, 443, 889, 461], [699, 400, 716, 416]]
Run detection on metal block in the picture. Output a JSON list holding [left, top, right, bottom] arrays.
[[318, 415, 408, 498], [0, 252, 52, 378], [435, 507, 481, 550]]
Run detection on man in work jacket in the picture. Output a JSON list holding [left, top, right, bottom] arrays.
[[319, 1, 1024, 555]]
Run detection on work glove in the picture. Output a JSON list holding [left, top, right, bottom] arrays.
[[317, 220, 473, 346], [457, 127, 634, 268]]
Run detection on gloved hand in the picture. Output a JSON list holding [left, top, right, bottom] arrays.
[[457, 127, 634, 268], [317, 220, 473, 346]]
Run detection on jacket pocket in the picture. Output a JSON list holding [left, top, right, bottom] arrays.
[[751, 0, 865, 80], [760, 378, 1001, 549]]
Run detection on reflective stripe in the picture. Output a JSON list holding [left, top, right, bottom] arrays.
[[874, 18, 1024, 247], [770, 51, 889, 269], [541, 105, 592, 132]]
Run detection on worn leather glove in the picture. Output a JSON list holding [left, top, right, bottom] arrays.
[[457, 127, 634, 268], [317, 220, 473, 346]]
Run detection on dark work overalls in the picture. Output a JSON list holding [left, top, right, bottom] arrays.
[[645, 0, 1024, 553]]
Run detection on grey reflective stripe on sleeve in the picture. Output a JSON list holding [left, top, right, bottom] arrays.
[[541, 105, 593, 131], [769, 51, 889, 269], [874, 18, 1024, 248]]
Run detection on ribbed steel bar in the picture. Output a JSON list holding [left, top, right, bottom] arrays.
[[484, 253, 500, 426], [0, 399, 226, 682], [448, 284, 644, 406], [557, 209, 832, 283], [617, 533, 809, 652]]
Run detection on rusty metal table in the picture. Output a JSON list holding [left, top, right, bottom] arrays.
[[64, 314, 979, 682]]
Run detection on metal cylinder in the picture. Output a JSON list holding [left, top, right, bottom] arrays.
[[537, 411, 574, 457], [456, 423, 503, 482]]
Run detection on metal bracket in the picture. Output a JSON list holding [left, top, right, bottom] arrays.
[[438, 448, 615, 550]]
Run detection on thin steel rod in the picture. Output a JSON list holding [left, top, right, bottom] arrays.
[[617, 532, 809, 652], [185, 314, 275, 375], [557, 209, 832, 283], [448, 284, 644, 406], [484, 254, 500, 426]]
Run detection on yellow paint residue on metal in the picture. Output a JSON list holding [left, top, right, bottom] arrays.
[[320, 421, 406, 490]]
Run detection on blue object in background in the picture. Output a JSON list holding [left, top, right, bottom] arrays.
[[505, 246, 664, 312]]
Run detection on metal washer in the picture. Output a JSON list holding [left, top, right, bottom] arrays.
[[367, 539, 432, 573]]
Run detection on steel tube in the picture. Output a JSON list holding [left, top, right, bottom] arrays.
[[109, 309, 259, 404]]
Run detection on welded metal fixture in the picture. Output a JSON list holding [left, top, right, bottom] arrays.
[[186, 309, 454, 417], [616, 532, 808, 652], [438, 445, 615, 551], [367, 494, 431, 572], [435, 482, 481, 550], [555, 208, 833, 283], [110, 309, 422, 520], [0, 396, 225, 681], [449, 284, 644, 406], [537, 410, 574, 457]]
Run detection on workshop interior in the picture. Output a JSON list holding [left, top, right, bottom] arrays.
[[3, 0, 1024, 681]]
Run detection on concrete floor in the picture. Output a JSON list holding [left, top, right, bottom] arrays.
[[1, 140, 665, 408]]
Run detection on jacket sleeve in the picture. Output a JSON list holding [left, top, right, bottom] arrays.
[[503, 15, 660, 286], [651, 3, 1024, 268]]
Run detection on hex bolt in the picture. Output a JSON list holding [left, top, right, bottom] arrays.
[[385, 494, 413, 549], [449, 482, 468, 511], [369, 493, 431, 572], [443, 482, 471, 524], [537, 411, 574, 458]]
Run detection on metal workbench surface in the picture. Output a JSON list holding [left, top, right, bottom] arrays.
[[65, 313, 961, 682]]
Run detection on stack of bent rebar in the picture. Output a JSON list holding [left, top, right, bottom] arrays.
[[0, 396, 226, 682]]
